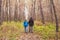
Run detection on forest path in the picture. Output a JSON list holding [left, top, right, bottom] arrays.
[[18, 33, 41, 40]]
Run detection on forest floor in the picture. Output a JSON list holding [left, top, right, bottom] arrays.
[[18, 32, 41, 40], [0, 21, 60, 40]]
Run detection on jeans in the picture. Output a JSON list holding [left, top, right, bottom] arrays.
[[25, 27, 28, 33]]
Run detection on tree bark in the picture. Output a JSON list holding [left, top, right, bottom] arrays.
[[49, 0, 54, 23], [33, 0, 36, 20], [39, 0, 45, 24], [50, 0, 59, 40], [0, 0, 2, 25], [14, 0, 18, 21], [9, 0, 11, 22], [5, 0, 9, 22]]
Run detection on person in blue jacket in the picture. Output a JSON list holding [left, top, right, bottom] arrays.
[[23, 20, 29, 33]]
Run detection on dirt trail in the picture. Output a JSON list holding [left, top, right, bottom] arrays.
[[18, 33, 41, 40]]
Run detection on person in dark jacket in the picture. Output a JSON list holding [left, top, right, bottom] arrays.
[[29, 17, 34, 33], [23, 20, 29, 33]]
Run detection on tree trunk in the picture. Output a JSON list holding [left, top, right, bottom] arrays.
[[14, 0, 18, 21], [49, 0, 54, 23], [9, 0, 11, 22], [0, 0, 2, 25], [6, 0, 9, 22], [50, 0, 59, 40], [39, 0, 45, 24], [33, 0, 36, 20]]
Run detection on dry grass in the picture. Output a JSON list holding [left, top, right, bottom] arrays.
[[0, 21, 60, 40]]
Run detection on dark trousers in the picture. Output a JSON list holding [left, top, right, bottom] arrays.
[[29, 26, 33, 33]]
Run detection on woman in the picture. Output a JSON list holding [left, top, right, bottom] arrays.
[[29, 17, 34, 33]]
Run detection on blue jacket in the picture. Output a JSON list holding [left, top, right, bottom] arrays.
[[23, 20, 29, 27]]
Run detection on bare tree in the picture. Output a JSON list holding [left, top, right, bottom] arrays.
[[1, 0, 4, 22], [14, 0, 18, 21], [31, 0, 36, 20], [51, 0, 59, 32], [39, 0, 45, 24], [33, 0, 36, 20], [2, 0, 7, 21], [49, 0, 54, 23], [50, 0, 59, 40], [0, 0, 2, 25], [17, 0, 21, 21], [18, 0, 20, 21], [5, 0, 9, 22], [9, 0, 12, 22]]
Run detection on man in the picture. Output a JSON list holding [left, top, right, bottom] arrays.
[[29, 17, 34, 33], [23, 20, 29, 33]]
